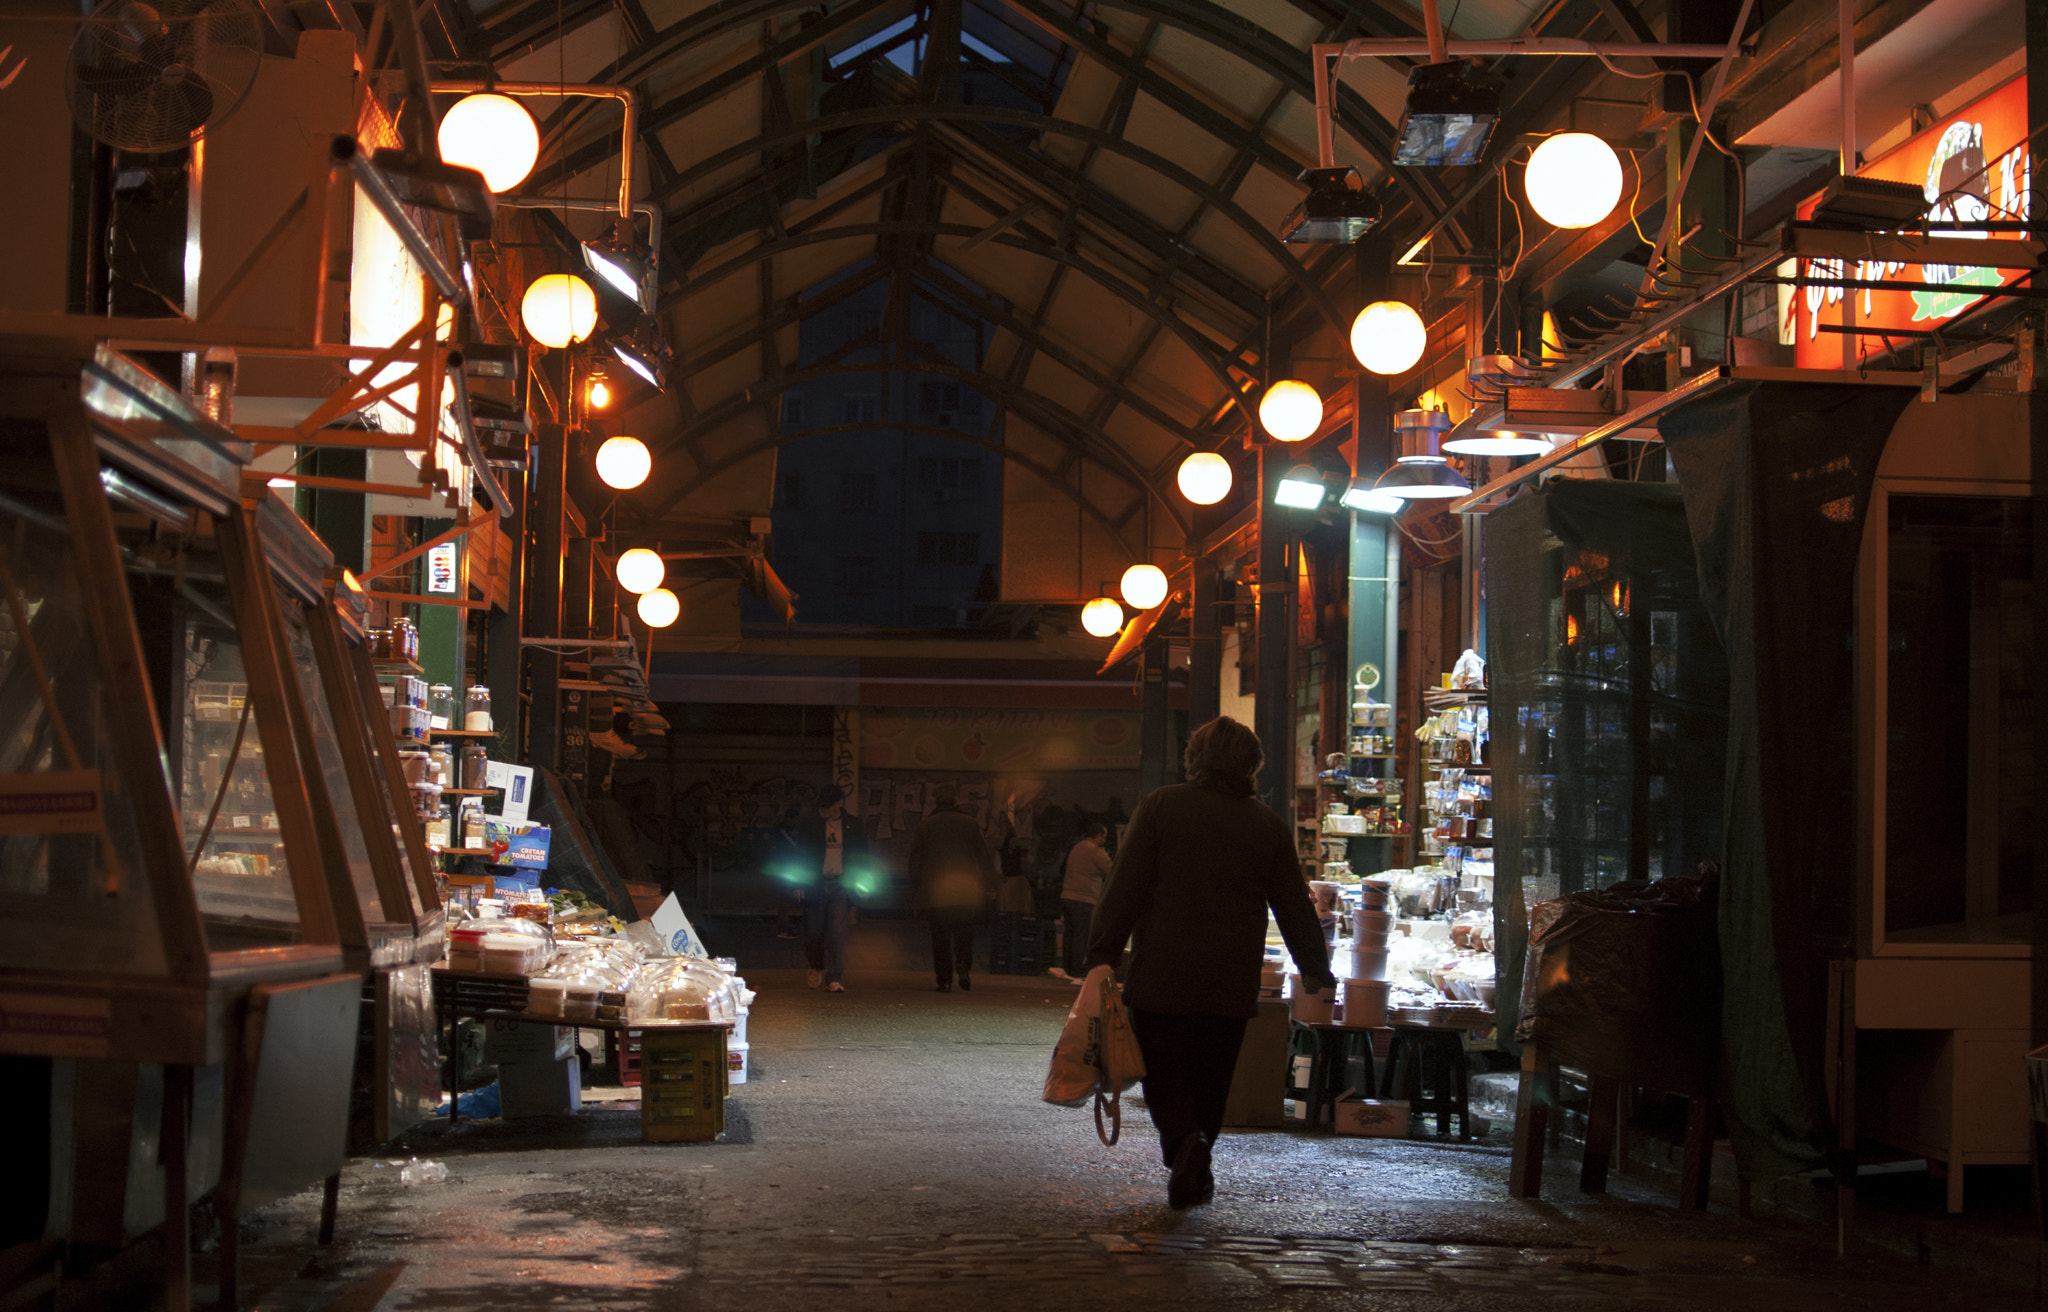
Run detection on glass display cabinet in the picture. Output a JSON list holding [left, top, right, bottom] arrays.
[[1845, 395, 2033, 1213], [0, 339, 357, 1309]]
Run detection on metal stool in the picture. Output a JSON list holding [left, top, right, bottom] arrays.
[[1381, 1025, 1471, 1138]]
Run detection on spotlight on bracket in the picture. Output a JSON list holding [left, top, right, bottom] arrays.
[[1392, 60, 1500, 167], [1279, 166, 1382, 244]]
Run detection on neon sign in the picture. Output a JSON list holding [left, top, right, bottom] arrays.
[[1789, 75, 2030, 367]]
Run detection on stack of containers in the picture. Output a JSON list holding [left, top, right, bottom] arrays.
[[1341, 878, 1392, 1028]]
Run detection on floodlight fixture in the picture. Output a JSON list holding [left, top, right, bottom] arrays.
[[1392, 60, 1500, 167], [1274, 464, 1329, 510], [1279, 166, 1382, 244]]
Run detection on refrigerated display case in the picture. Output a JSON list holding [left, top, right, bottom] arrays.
[[0, 338, 358, 1309]]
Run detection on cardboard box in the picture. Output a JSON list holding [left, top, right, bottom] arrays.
[[499, 1054, 581, 1118], [483, 1017, 575, 1064], [1334, 1093, 1409, 1138]]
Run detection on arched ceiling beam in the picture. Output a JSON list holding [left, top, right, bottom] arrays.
[[651, 104, 1347, 334], [642, 357, 1188, 537], [648, 419, 1142, 563], [667, 221, 1259, 441], [528, 0, 1470, 254]]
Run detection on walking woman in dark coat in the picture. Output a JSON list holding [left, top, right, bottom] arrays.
[[1085, 716, 1336, 1208]]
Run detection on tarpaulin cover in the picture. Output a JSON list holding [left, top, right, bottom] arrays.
[[1659, 380, 1915, 1180], [1517, 870, 1721, 1096], [1486, 480, 1728, 1081]]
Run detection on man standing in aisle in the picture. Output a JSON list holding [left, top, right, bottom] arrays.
[[907, 782, 999, 993], [1053, 822, 1110, 982], [798, 784, 853, 993]]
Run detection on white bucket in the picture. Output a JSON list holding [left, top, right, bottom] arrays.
[[1347, 947, 1388, 981], [1354, 908, 1392, 938], [1351, 929, 1389, 952], [1341, 978, 1390, 1028], [1289, 975, 1334, 1024], [726, 1042, 749, 1085]]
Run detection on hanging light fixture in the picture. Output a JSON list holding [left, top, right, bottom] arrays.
[[1392, 60, 1501, 167], [638, 587, 681, 628], [616, 548, 665, 594], [1278, 166, 1382, 244], [521, 273, 598, 349], [1259, 379, 1323, 442], [1177, 451, 1233, 504], [1274, 464, 1329, 510], [582, 236, 652, 309], [1524, 133, 1625, 230], [1081, 596, 1125, 637], [1120, 564, 1169, 611], [1350, 301, 1427, 376], [587, 373, 613, 410], [608, 330, 668, 391], [1442, 427, 1552, 456], [1340, 481, 1406, 514], [1373, 409, 1470, 499], [595, 435, 651, 490], [437, 93, 540, 193]]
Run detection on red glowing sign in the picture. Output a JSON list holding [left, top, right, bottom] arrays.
[[1789, 74, 2031, 367]]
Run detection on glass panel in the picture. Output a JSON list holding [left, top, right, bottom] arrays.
[[180, 584, 303, 940], [0, 469, 166, 975], [1883, 493, 2032, 946], [274, 590, 391, 925]]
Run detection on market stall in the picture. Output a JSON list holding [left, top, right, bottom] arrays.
[[0, 339, 361, 1311]]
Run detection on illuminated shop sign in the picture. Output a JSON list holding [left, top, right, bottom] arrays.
[[1790, 74, 2030, 367]]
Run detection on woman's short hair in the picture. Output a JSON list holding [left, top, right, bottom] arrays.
[[1183, 716, 1262, 782], [1081, 821, 1108, 841]]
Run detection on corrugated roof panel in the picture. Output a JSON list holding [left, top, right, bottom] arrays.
[[1118, 92, 1240, 200], [1148, 26, 1280, 123]]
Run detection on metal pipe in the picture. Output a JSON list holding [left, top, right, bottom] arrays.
[[1839, 0, 1856, 174], [333, 137, 466, 304], [444, 352, 515, 519], [1420, 0, 1449, 65], [1317, 38, 1739, 60], [496, 197, 664, 280], [431, 81, 638, 219], [1314, 47, 1337, 168]]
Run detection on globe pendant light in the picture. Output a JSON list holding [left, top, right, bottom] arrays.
[[1350, 301, 1427, 376], [616, 548, 665, 594], [521, 273, 598, 349], [595, 435, 652, 490], [1525, 133, 1624, 230], [1177, 451, 1232, 505], [1081, 595, 1125, 637], [1259, 379, 1323, 442], [1120, 563, 1169, 611], [1373, 409, 1470, 499], [638, 587, 680, 628], [437, 93, 540, 193]]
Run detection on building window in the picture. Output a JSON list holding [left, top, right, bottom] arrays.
[[916, 381, 982, 416], [842, 309, 880, 340], [780, 471, 803, 510], [837, 556, 874, 593], [842, 394, 879, 423], [916, 531, 980, 566], [840, 472, 875, 511], [917, 456, 982, 498], [780, 394, 803, 429]]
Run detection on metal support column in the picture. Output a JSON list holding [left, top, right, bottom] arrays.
[[2029, 0, 2048, 1051], [1139, 640, 1170, 796], [1188, 552, 1223, 730], [527, 424, 566, 773], [486, 470, 526, 761], [1255, 445, 1296, 823]]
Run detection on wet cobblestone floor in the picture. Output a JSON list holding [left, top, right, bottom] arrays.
[[226, 981, 2039, 1311]]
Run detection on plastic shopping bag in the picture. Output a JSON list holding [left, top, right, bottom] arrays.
[[1042, 965, 1146, 1145]]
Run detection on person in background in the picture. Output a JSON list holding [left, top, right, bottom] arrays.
[[1086, 716, 1335, 1209], [796, 784, 853, 993], [907, 782, 999, 993], [1054, 822, 1111, 983]]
